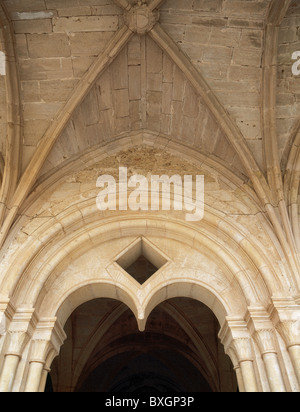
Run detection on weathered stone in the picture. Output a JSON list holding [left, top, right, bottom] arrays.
[[27, 33, 71, 58], [69, 31, 113, 56], [20, 57, 73, 81], [13, 19, 53, 34], [52, 16, 118, 32], [39, 79, 79, 102]]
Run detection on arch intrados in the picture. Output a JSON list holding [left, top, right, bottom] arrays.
[[141, 280, 229, 329], [54, 282, 140, 329], [36, 265, 241, 330], [0, 133, 286, 306], [0, 133, 271, 297], [43, 277, 231, 333], [50, 288, 229, 391]]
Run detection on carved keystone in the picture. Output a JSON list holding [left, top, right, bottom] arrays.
[[125, 3, 160, 34]]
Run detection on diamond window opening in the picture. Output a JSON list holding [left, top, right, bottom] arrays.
[[116, 237, 168, 285]]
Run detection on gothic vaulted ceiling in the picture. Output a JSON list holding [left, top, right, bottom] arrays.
[[0, 0, 299, 294]]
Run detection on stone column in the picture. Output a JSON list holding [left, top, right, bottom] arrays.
[[24, 318, 66, 393], [247, 307, 286, 392], [0, 351, 21, 392], [39, 366, 51, 393], [0, 302, 8, 345], [0, 308, 35, 392], [269, 299, 300, 386], [38, 348, 59, 392], [231, 338, 259, 392], [288, 345, 300, 384], [0, 300, 14, 362], [255, 329, 286, 392], [25, 355, 46, 392], [219, 318, 259, 392], [227, 347, 245, 392]]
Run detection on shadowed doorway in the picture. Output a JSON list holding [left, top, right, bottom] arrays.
[[50, 298, 237, 392]]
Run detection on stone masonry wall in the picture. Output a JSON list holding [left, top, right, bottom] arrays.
[[40, 35, 247, 180], [160, 0, 273, 170], [4, 0, 123, 171], [3, 0, 274, 173], [277, 0, 300, 165]]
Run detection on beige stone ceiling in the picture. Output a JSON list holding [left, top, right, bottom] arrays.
[[4, 0, 272, 172]]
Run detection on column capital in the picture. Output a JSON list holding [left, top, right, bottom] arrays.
[[0, 300, 15, 336], [219, 317, 254, 362], [268, 298, 300, 347], [29, 318, 66, 362], [5, 307, 37, 356], [246, 307, 278, 355]]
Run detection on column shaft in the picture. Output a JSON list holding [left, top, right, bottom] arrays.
[[288, 345, 300, 384], [263, 352, 286, 392], [0, 354, 20, 392], [24, 361, 45, 392], [239, 360, 258, 392]]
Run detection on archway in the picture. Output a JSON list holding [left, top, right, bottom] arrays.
[[0, 142, 295, 393], [0, 211, 285, 393], [50, 297, 237, 393], [1, 213, 295, 393]]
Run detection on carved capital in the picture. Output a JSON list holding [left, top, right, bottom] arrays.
[[0, 300, 15, 336], [246, 307, 278, 355], [29, 339, 51, 364], [29, 318, 67, 362], [219, 317, 254, 362], [6, 307, 37, 356], [276, 320, 300, 348], [269, 298, 300, 347], [231, 337, 255, 362], [254, 329, 277, 355]]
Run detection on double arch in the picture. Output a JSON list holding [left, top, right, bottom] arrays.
[[14, 216, 251, 327], [0, 138, 297, 392]]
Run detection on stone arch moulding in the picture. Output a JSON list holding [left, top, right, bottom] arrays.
[[1, 220, 251, 393], [1, 215, 299, 392], [12, 218, 257, 322], [0, 138, 293, 314], [1, 136, 290, 301]]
